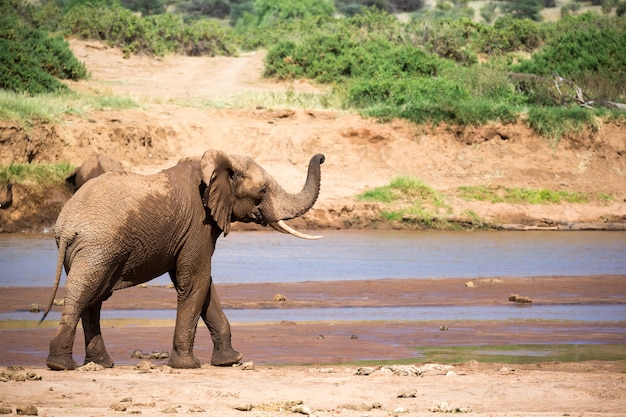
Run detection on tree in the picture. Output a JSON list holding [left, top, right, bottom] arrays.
[[121, 0, 165, 15], [253, 0, 335, 25], [501, 0, 544, 21]]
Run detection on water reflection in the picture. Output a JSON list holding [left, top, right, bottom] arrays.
[[4, 304, 626, 323], [1, 230, 625, 287]]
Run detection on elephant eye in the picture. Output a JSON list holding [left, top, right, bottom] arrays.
[[258, 186, 267, 197]]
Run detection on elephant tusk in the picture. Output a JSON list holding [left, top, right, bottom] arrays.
[[271, 220, 322, 240]]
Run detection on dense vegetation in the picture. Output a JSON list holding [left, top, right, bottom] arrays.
[[1, 0, 625, 141]]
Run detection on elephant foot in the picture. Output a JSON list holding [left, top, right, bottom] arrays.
[[211, 348, 242, 367], [167, 351, 201, 369], [84, 336, 114, 368], [84, 353, 114, 368], [46, 353, 78, 371]]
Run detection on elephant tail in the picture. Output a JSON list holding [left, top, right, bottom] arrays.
[[39, 235, 68, 325]]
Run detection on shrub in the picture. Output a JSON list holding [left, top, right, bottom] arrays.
[[61, 3, 238, 57], [0, 11, 88, 95], [476, 15, 545, 55], [253, 0, 335, 26], [513, 13, 626, 101]]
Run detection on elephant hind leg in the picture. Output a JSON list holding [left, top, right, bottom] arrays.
[[82, 301, 114, 368], [47, 312, 80, 371]]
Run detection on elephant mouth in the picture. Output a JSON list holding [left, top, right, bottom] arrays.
[[269, 220, 322, 240]]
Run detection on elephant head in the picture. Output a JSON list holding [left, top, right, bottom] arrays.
[[65, 153, 123, 193], [200, 150, 325, 239], [0, 182, 12, 209]]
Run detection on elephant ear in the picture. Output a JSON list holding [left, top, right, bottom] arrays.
[[200, 150, 235, 236]]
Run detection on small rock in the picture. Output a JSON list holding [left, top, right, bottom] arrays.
[[439, 325, 448, 331], [240, 361, 255, 371], [109, 404, 127, 412], [120, 397, 133, 403], [234, 404, 253, 411], [52, 298, 64, 306], [355, 366, 375, 376], [317, 334, 324, 339], [0, 406, 12, 414], [16, 405, 38, 415], [136, 361, 153, 372], [392, 406, 409, 413], [429, 401, 452, 413], [26, 372, 41, 381], [29, 304, 40, 313], [428, 401, 471, 413], [10, 373, 26, 382], [161, 407, 178, 413], [131, 349, 144, 359], [508, 294, 532, 303], [291, 403, 313, 415], [188, 406, 205, 412], [445, 370, 456, 377], [465, 281, 476, 288], [273, 294, 286, 302], [381, 365, 422, 377], [156, 365, 174, 373], [397, 389, 417, 398], [158, 351, 170, 359], [77, 362, 105, 372], [350, 334, 358, 339], [280, 320, 297, 325]]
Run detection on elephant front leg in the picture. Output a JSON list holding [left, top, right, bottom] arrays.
[[201, 281, 242, 366], [81, 302, 114, 368], [167, 269, 207, 369]]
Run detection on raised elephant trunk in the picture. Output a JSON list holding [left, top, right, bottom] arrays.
[[273, 154, 325, 220]]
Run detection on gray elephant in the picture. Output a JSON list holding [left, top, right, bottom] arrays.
[[41, 149, 325, 371], [0, 182, 11, 209], [65, 153, 123, 192]]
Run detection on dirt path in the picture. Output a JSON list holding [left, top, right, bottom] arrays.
[[1, 39, 626, 232]]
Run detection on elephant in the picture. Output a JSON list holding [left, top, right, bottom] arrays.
[[65, 153, 123, 192], [0, 182, 11, 209], [41, 149, 325, 371]]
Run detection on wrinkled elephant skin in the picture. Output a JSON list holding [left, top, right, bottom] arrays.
[[42, 150, 325, 370]]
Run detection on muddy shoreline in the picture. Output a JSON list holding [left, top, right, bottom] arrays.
[[2, 276, 625, 367]]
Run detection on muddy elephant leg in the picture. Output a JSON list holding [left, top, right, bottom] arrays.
[[46, 310, 80, 370], [167, 268, 209, 369], [81, 301, 114, 368], [201, 281, 242, 366], [46, 276, 87, 370]]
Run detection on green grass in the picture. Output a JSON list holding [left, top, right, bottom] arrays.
[[0, 89, 139, 126], [0, 162, 75, 186], [162, 87, 341, 111], [458, 185, 591, 204], [358, 177, 458, 228]]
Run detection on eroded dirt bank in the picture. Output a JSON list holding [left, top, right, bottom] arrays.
[[1, 41, 626, 232], [1, 109, 625, 233]]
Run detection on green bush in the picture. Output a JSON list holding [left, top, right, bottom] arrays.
[[0, 11, 88, 95], [61, 3, 238, 57], [527, 106, 597, 146], [513, 13, 626, 102], [253, 0, 335, 26], [346, 76, 468, 108], [476, 15, 546, 55]]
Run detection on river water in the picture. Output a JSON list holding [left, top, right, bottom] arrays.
[[1, 230, 626, 287], [1, 230, 625, 363]]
